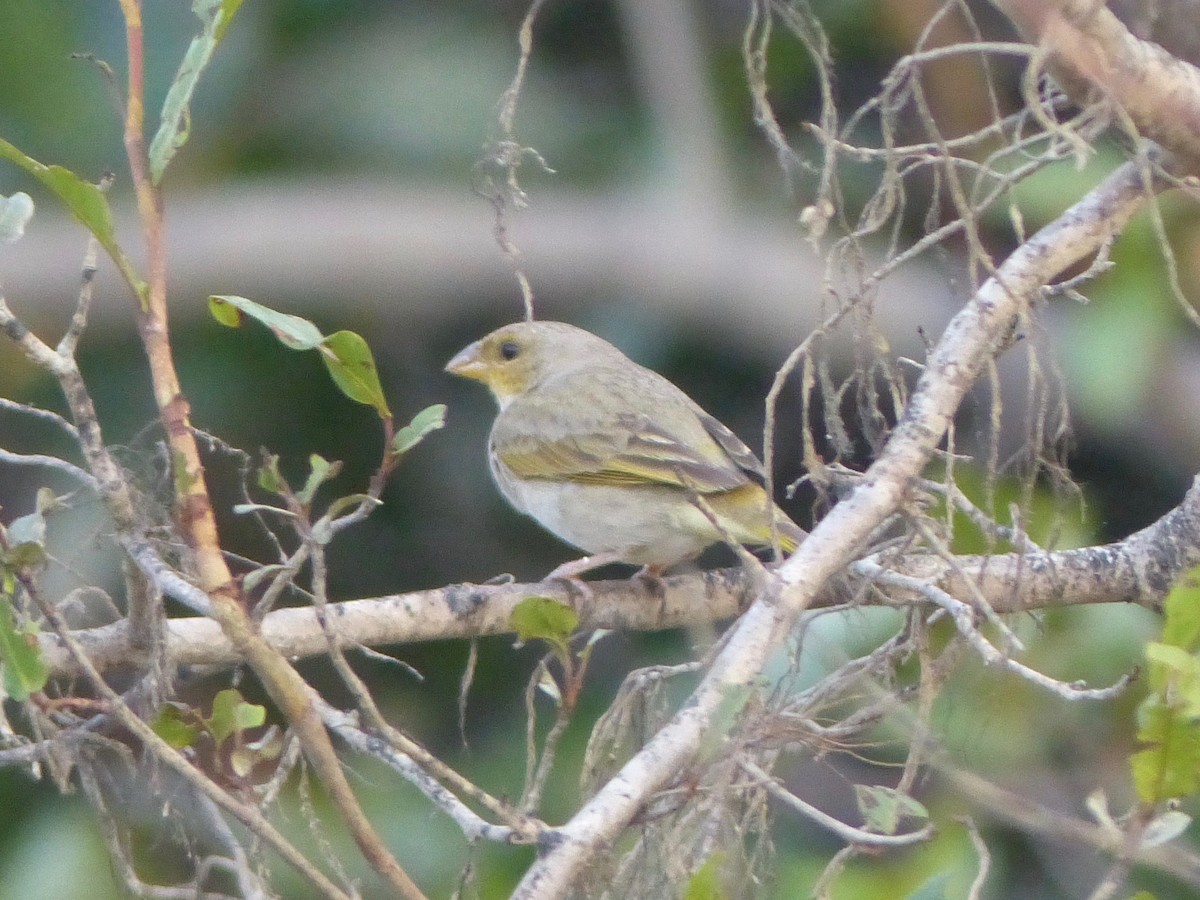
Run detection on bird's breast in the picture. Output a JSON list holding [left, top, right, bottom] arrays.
[[487, 452, 717, 565]]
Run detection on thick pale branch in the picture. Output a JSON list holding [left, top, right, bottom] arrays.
[[39, 571, 751, 676], [995, 0, 1200, 167], [40, 469, 1200, 677]]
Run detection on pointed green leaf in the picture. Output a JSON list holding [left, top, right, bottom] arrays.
[[257, 453, 286, 495], [319, 330, 390, 418], [393, 404, 447, 456], [229, 747, 254, 777], [152, 702, 203, 749], [510, 596, 577, 651], [210, 298, 392, 415], [1132, 700, 1200, 802], [229, 723, 282, 777], [149, 0, 245, 183], [1162, 568, 1200, 652], [2, 542, 47, 573], [215, 0, 246, 41], [322, 493, 380, 520], [208, 687, 266, 745], [855, 785, 929, 834], [208, 295, 243, 328], [1145, 642, 1200, 713], [297, 454, 342, 506], [208, 295, 325, 349], [0, 595, 48, 701], [0, 139, 143, 299], [0, 191, 33, 243]]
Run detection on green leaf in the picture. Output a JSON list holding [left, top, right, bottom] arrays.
[[322, 493, 380, 520], [1145, 642, 1200, 714], [319, 330, 390, 418], [2, 489, 58, 573], [0, 139, 144, 300], [2, 542, 47, 573], [149, 0, 245, 183], [229, 747, 254, 777], [297, 454, 342, 506], [1131, 700, 1200, 802], [208, 295, 243, 328], [229, 723, 281, 778], [208, 295, 324, 349], [209, 297, 392, 416], [214, 0, 245, 42], [152, 702, 203, 749], [854, 785, 929, 834], [0, 191, 33, 242], [510, 596, 577, 654], [393, 404, 447, 456], [0, 594, 48, 702], [208, 687, 266, 746], [1162, 568, 1200, 652], [683, 853, 727, 900], [257, 453, 286, 495]]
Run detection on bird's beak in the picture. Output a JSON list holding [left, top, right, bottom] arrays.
[[445, 341, 486, 381]]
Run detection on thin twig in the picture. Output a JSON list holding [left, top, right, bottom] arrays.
[[740, 759, 935, 846], [961, 816, 991, 900], [21, 573, 352, 900], [856, 559, 1132, 701]]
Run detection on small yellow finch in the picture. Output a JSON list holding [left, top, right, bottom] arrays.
[[446, 321, 803, 579]]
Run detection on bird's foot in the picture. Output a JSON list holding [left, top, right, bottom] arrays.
[[544, 552, 624, 605], [632, 564, 669, 597]]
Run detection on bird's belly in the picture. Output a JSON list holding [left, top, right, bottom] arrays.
[[492, 468, 714, 566]]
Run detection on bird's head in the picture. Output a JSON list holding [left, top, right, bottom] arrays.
[[445, 321, 621, 409]]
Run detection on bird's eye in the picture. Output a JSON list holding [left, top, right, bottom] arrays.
[[499, 340, 520, 361]]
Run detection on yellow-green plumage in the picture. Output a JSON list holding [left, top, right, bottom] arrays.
[[446, 321, 803, 575]]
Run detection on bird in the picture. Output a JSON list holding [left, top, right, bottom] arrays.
[[445, 320, 804, 581]]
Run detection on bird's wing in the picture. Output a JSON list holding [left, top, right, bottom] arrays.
[[696, 412, 766, 482], [492, 377, 761, 494]]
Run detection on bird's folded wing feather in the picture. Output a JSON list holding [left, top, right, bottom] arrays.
[[493, 390, 764, 494]]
